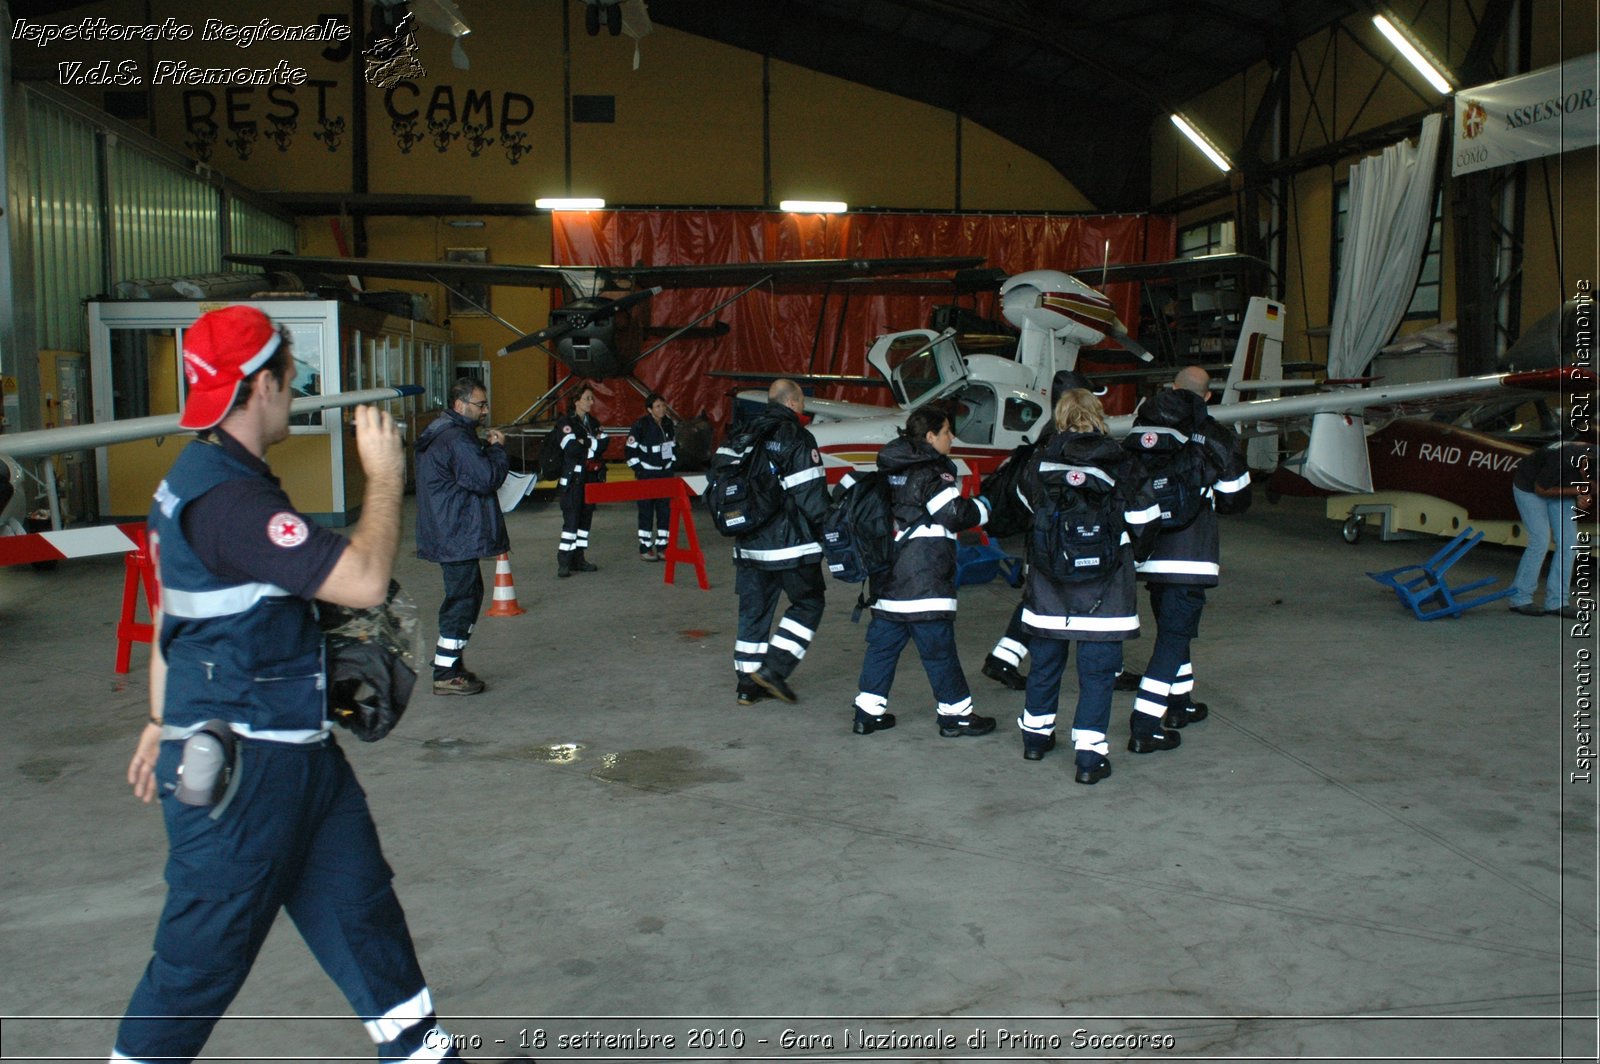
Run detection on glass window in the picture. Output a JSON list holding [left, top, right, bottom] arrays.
[[1003, 396, 1042, 434], [1332, 182, 1442, 321], [951, 383, 997, 444], [109, 329, 179, 419]]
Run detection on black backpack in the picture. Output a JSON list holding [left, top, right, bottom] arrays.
[[978, 441, 1037, 538], [706, 425, 785, 537], [1129, 432, 1207, 531], [821, 471, 896, 584], [538, 425, 566, 481], [1030, 471, 1121, 583]]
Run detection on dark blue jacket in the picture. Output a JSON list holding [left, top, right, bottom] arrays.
[[414, 410, 510, 563]]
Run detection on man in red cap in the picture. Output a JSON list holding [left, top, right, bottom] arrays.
[[115, 306, 509, 1063]]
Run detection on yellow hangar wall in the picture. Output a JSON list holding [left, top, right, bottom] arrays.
[[27, 0, 1093, 416], [1149, 1, 1596, 368]]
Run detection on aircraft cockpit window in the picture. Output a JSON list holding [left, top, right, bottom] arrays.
[[1004, 397, 1042, 433], [951, 383, 997, 444]]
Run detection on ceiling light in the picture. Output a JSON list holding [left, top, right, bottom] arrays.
[[534, 197, 606, 210], [779, 200, 848, 214], [1372, 13, 1454, 94], [1169, 115, 1232, 173]]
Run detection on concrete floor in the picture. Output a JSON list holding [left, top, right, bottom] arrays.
[[0, 491, 1594, 1063]]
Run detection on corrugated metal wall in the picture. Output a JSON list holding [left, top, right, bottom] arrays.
[[108, 149, 221, 289], [25, 94, 102, 353], [19, 87, 294, 353], [229, 198, 296, 258]]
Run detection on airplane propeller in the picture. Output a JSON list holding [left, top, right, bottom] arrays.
[[497, 285, 662, 356]]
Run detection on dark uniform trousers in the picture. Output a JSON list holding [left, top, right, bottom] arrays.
[[115, 738, 439, 1063], [855, 615, 973, 717], [733, 562, 825, 681], [433, 558, 483, 680], [558, 475, 595, 559], [1021, 638, 1123, 765], [637, 491, 671, 553], [1132, 583, 1207, 734]]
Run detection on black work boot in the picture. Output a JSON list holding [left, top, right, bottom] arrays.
[[981, 654, 1026, 691], [572, 549, 599, 573], [557, 552, 572, 578]]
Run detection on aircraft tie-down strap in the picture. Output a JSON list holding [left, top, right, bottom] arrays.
[[0, 522, 144, 567]]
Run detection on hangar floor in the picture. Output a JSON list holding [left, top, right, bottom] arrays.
[[1, 492, 1594, 1062]]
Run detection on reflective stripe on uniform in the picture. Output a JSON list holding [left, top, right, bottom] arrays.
[[1022, 608, 1138, 633], [781, 465, 825, 489], [364, 987, 434, 1045], [159, 581, 292, 619], [1136, 559, 1221, 576]]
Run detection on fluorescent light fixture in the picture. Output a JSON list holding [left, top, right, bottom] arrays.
[[534, 197, 606, 210], [778, 199, 848, 214], [1372, 13, 1454, 94], [1169, 114, 1232, 173]]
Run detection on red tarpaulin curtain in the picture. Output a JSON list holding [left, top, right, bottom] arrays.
[[551, 210, 1176, 429]]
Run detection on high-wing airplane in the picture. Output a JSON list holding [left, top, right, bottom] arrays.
[[224, 251, 985, 422], [782, 293, 1586, 534], [1260, 300, 1589, 546]]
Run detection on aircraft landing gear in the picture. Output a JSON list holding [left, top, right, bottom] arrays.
[[1341, 514, 1365, 544]]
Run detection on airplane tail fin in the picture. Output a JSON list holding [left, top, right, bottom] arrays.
[[1220, 297, 1286, 406], [1221, 297, 1286, 469]]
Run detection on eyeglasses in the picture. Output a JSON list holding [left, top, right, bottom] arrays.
[[462, 398, 489, 410]]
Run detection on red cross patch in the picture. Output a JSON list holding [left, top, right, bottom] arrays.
[[266, 512, 309, 548], [1140, 431, 1159, 449], [1066, 470, 1087, 486]]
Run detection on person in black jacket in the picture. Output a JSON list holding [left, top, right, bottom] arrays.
[[554, 382, 609, 578], [414, 376, 509, 696], [851, 406, 995, 737], [625, 392, 677, 561], [1123, 366, 1251, 741], [1015, 389, 1160, 783], [731, 379, 830, 705]]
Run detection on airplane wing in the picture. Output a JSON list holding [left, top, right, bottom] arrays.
[[1069, 253, 1271, 287], [1106, 366, 1589, 437], [225, 253, 986, 294], [705, 370, 891, 388], [0, 385, 423, 460]]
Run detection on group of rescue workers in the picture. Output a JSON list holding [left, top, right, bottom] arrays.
[[116, 302, 1251, 1063], [721, 369, 1251, 785]]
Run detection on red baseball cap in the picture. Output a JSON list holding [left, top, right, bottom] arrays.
[[179, 306, 283, 430]]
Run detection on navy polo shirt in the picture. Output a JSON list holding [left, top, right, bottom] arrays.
[[181, 431, 347, 600]]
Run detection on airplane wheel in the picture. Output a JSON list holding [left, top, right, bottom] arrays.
[[607, 1, 623, 34], [585, 2, 601, 35], [1341, 514, 1364, 544]]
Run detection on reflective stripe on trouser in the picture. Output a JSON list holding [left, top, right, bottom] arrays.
[[114, 740, 437, 1063], [434, 560, 482, 679], [855, 615, 972, 716], [734, 562, 826, 680], [558, 481, 594, 556], [990, 601, 1030, 665], [1135, 583, 1207, 730], [637, 497, 670, 552], [1020, 637, 1120, 756]]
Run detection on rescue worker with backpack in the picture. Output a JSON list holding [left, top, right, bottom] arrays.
[[849, 406, 995, 738], [713, 379, 830, 705], [1014, 388, 1161, 783], [1122, 366, 1251, 749], [624, 392, 677, 560], [553, 382, 609, 578]]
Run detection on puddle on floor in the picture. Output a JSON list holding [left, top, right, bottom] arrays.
[[587, 746, 741, 791], [509, 741, 588, 765]]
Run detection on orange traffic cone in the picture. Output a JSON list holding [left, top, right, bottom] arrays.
[[485, 552, 526, 617]]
